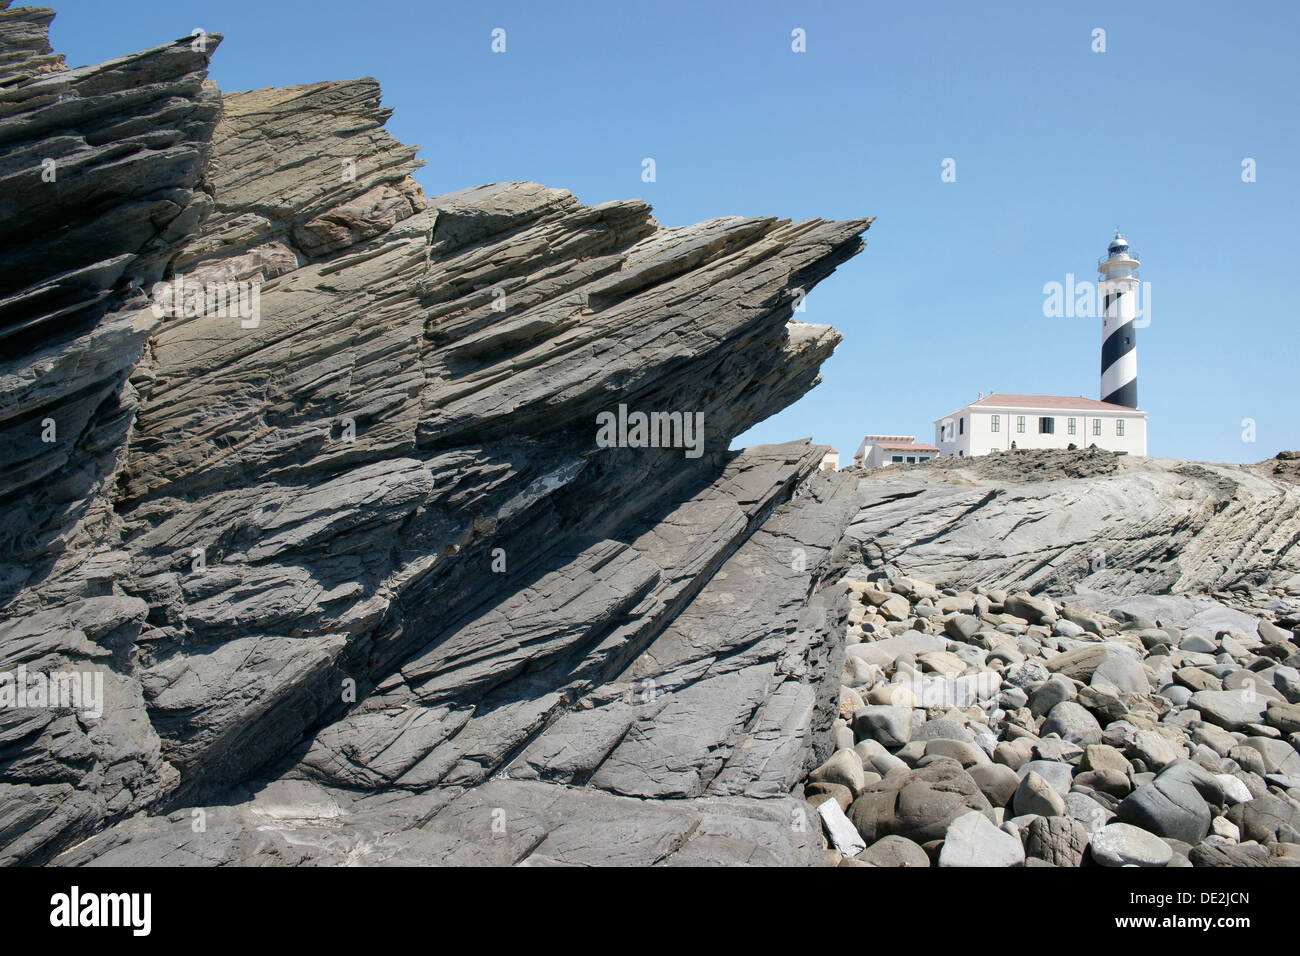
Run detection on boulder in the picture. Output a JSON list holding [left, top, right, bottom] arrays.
[[1046, 645, 1112, 682], [1081, 744, 1132, 774], [847, 762, 994, 845], [938, 810, 1025, 867], [1116, 773, 1213, 845], [912, 718, 974, 743], [1227, 793, 1300, 843], [879, 594, 913, 622], [808, 749, 867, 795], [1077, 684, 1129, 724], [1188, 842, 1300, 867], [1235, 737, 1300, 776], [1004, 593, 1057, 625], [945, 614, 983, 643], [1266, 700, 1300, 735], [858, 835, 931, 868], [1013, 770, 1066, 818], [968, 763, 1022, 807], [1016, 760, 1074, 798], [1126, 730, 1183, 771], [1041, 701, 1103, 746], [1024, 815, 1090, 867], [1074, 768, 1132, 798], [804, 782, 854, 812], [1028, 674, 1076, 718], [1188, 689, 1269, 731], [852, 706, 913, 749], [1089, 823, 1174, 867], [924, 739, 988, 768], [1092, 655, 1151, 696], [1258, 619, 1295, 648], [817, 797, 867, 858], [1175, 667, 1222, 693]]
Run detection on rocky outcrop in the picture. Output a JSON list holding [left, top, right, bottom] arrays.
[[0, 6, 871, 865], [0, 2, 64, 85], [57, 448, 862, 866], [5, 5, 1297, 868], [0, 11, 224, 866], [842, 448, 1300, 599]]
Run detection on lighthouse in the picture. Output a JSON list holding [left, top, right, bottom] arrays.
[[1097, 230, 1140, 408]]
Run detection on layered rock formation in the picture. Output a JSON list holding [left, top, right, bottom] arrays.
[[1, 7, 225, 865], [4, 5, 1298, 868], [841, 449, 1300, 598], [0, 6, 870, 865]]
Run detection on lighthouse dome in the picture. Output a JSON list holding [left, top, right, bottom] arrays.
[[1107, 231, 1130, 254]]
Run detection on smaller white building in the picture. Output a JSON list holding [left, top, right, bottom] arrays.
[[820, 448, 840, 471], [934, 393, 1147, 458], [855, 435, 940, 468]]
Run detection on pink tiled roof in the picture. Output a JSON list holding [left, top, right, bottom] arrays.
[[878, 441, 939, 452], [970, 393, 1140, 412]]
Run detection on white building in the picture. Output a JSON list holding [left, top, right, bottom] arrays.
[[855, 435, 940, 468], [934, 393, 1147, 457], [820, 448, 840, 471], [932, 233, 1150, 460]]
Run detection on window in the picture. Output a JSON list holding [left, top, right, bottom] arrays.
[[1116, 419, 1125, 436], [1016, 416, 1026, 434], [891, 455, 903, 463], [1092, 419, 1101, 436], [1039, 417, 1054, 434], [1067, 418, 1077, 435], [959, 417, 964, 435], [991, 415, 1000, 433], [906, 456, 916, 463]]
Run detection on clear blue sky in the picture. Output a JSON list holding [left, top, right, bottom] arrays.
[[48, 1, 1299, 463]]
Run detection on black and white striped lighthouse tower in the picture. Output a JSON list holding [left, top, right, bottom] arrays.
[[1097, 230, 1140, 408]]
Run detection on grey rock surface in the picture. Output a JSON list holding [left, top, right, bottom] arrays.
[[858, 834, 930, 867], [842, 451, 1300, 597], [5, 5, 1300, 870], [847, 761, 994, 845], [938, 809, 1024, 867], [1023, 815, 1090, 867], [1, 11, 223, 865], [1089, 822, 1174, 867], [0, 5, 873, 865]]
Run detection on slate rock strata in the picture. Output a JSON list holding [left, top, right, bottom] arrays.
[[6, 6, 1299, 868], [0, 10, 224, 867], [842, 448, 1300, 598], [0, 6, 872, 865]]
